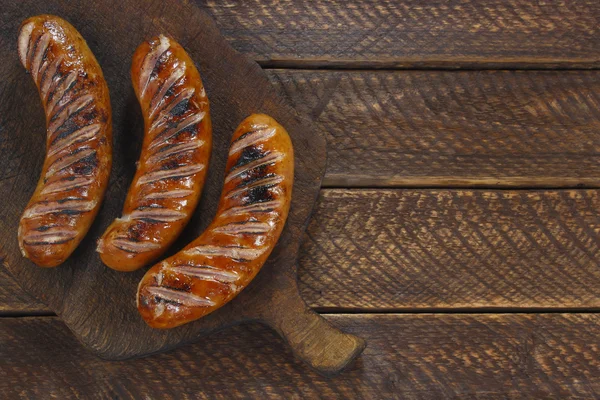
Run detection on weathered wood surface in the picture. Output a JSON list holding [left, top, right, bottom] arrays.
[[0, 266, 47, 314], [4, 189, 600, 313], [268, 70, 600, 187], [2, 314, 599, 399], [0, 0, 368, 374], [197, 0, 600, 69], [300, 189, 600, 310]]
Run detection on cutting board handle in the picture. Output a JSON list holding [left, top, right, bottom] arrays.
[[259, 272, 366, 376]]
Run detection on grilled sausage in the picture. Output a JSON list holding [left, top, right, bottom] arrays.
[[96, 35, 212, 271], [137, 114, 293, 328], [17, 15, 112, 267]]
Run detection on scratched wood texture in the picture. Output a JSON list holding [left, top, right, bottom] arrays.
[[1, 314, 599, 399], [196, 0, 600, 69], [4, 188, 600, 313], [2, 0, 600, 398], [268, 70, 600, 188]]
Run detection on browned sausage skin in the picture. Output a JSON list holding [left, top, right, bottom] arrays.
[[137, 114, 293, 329], [17, 15, 112, 268], [97, 35, 212, 272]]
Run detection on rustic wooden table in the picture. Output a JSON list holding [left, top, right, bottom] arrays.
[[2, 1, 600, 398]]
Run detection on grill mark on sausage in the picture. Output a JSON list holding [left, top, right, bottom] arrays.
[[145, 286, 216, 307], [17, 22, 35, 68], [225, 175, 283, 200], [40, 54, 64, 101], [148, 66, 185, 119], [21, 228, 78, 245], [169, 98, 190, 117], [148, 111, 205, 150], [110, 238, 162, 254], [22, 199, 97, 219], [47, 93, 94, 134], [41, 176, 95, 195], [46, 71, 78, 114], [230, 146, 264, 170], [231, 125, 269, 145], [146, 139, 204, 164], [137, 164, 204, 185], [129, 208, 187, 222], [26, 30, 44, 71], [182, 245, 266, 261], [47, 123, 100, 157], [145, 189, 195, 200], [245, 185, 275, 205], [212, 221, 272, 235], [72, 153, 98, 176], [167, 265, 239, 283], [149, 87, 195, 132], [46, 148, 96, 177], [229, 127, 275, 155], [226, 151, 283, 183], [31, 32, 51, 81], [219, 199, 282, 218], [139, 35, 170, 98]]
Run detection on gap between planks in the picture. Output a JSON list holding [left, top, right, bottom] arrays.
[[321, 177, 600, 189], [258, 60, 600, 71]]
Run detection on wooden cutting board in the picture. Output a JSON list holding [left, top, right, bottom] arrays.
[[0, 0, 365, 375]]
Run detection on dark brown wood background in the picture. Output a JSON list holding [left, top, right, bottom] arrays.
[[1, 0, 600, 398]]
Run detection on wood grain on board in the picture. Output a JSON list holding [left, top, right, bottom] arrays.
[[268, 70, 600, 188], [2, 314, 599, 399], [197, 0, 600, 69], [4, 189, 600, 313]]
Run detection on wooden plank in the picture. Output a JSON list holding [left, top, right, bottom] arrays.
[[267, 70, 600, 187], [3, 189, 600, 313], [299, 189, 600, 310], [1, 314, 599, 398], [197, 0, 600, 68]]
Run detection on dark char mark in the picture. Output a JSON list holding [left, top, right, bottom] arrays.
[[230, 146, 266, 171], [164, 85, 176, 98], [50, 120, 92, 146], [72, 153, 98, 175], [169, 98, 189, 116], [235, 172, 276, 190], [35, 225, 57, 232], [127, 221, 150, 242], [59, 209, 85, 216], [57, 197, 85, 204], [244, 186, 274, 206], [160, 159, 184, 171], [50, 96, 95, 133]]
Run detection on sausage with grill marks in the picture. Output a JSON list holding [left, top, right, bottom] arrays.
[[137, 114, 293, 329], [17, 15, 112, 267], [97, 35, 212, 271]]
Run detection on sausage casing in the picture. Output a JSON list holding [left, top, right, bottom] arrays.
[[137, 114, 293, 328], [97, 35, 212, 271], [17, 15, 112, 267]]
